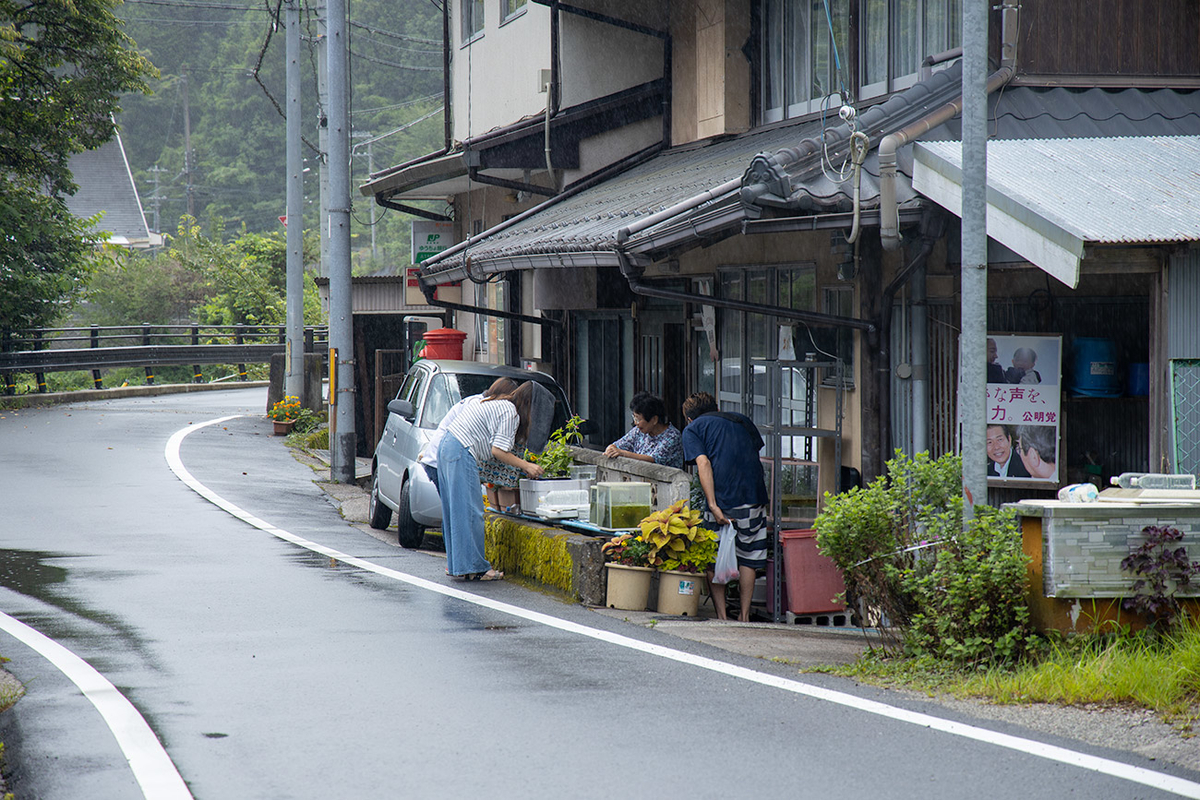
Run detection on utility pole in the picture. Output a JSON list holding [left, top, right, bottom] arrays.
[[960, 0, 989, 522], [351, 132, 377, 262], [316, 2, 330, 279], [182, 66, 195, 220], [285, 0, 305, 402], [148, 165, 167, 234], [327, 0, 356, 483]]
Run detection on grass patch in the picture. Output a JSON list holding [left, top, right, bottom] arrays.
[[817, 619, 1200, 732]]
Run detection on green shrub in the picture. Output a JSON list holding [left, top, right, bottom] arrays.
[[814, 450, 1035, 665]]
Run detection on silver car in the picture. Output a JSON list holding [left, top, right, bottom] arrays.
[[368, 359, 579, 548]]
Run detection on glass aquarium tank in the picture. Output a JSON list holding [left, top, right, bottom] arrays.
[[590, 481, 652, 529]]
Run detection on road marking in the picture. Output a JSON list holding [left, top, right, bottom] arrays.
[[170, 416, 1200, 799], [0, 612, 193, 800]]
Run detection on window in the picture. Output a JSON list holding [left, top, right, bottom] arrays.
[[760, 0, 850, 123], [462, 0, 484, 43], [500, 0, 526, 24], [860, 0, 962, 98]]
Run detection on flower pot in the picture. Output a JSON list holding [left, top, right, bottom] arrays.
[[273, 419, 295, 436], [656, 569, 701, 616], [604, 563, 654, 611]]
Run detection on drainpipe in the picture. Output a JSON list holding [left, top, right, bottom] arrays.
[[879, 0, 1019, 251]]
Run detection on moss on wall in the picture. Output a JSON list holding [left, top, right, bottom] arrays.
[[485, 515, 578, 596]]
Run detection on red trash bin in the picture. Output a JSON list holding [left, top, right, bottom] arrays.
[[419, 328, 467, 360], [780, 529, 846, 614]]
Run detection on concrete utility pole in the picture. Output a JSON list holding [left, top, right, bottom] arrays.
[[960, 0, 989, 522], [316, 2, 331, 279], [327, 0, 356, 483], [285, 0, 305, 403], [182, 66, 195, 220]]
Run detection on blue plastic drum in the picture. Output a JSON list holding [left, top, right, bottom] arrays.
[[1070, 337, 1121, 397]]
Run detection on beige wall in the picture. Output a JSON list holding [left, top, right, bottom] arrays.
[[671, 0, 751, 145]]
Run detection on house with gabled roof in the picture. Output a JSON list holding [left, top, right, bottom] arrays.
[[64, 132, 160, 249], [362, 0, 1200, 513]]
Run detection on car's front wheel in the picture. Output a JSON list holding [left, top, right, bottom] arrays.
[[369, 468, 393, 530], [396, 478, 425, 549]]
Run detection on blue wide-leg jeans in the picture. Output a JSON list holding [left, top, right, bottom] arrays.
[[437, 435, 491, 576]]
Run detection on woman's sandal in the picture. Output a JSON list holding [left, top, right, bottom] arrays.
[[470, 569, 504, 582]]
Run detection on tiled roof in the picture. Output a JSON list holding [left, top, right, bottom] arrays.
[[63, 133, 153, 246]]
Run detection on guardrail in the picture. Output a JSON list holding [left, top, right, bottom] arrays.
[[1, 324, 328, 394]]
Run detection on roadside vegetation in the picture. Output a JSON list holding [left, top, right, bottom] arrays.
[[813, 450, 1200, 732]]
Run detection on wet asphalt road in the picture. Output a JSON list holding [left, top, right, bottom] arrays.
[[1, 388, 1198, 799]]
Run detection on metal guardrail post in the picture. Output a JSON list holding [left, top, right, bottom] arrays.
[[235, 324, 248, 381], [34, 330, 47, 393], [2, 329, 14, 395], [142, 324, 154, 385], [90, 325, 103, 388], [191, 325, 202, 383]]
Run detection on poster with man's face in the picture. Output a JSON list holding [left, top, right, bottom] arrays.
[[986, 334, 1062, 485]]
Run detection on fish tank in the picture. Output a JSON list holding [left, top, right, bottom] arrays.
[[590, 481, 652, 529]]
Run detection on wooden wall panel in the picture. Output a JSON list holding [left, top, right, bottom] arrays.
[[1016, 0, 1200, 79]]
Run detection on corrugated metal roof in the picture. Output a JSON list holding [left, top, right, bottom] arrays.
[[917, 136, 1200, 244]]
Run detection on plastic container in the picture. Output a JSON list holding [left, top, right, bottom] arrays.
[[1069, 337, 1120, 397], [1111, 472, 1197, 490], [779, 529, 846, 615], [519, 478, 591, 515], [568, 464, 597, 482], [1057, 483, 1099, 503], [531, 488, 590, 520], [419, 328, 467, 360], [589, 481, 652, 529]]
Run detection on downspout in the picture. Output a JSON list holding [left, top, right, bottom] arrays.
[[878, 210, 945, 463], [879, 0, 1019, 251], [546, 0, 560, 189]]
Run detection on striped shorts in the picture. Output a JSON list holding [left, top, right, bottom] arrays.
[[714, 504, 768, 571]]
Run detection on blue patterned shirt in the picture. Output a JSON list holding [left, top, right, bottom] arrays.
[[612, 424, 684, 469]]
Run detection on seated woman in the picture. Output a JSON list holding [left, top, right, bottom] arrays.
[[603, 391, 683, 469]]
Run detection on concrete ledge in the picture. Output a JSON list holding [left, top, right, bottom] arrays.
[[0, 381, 270, 409], [485, 513, 606, 605]]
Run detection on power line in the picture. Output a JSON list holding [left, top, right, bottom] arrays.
[[348, 19, 438, 45], [348, 48, 440, 72], [123, 0, 264, 9]]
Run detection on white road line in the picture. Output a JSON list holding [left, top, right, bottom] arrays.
[[171, 415, 1200, 799], [0, 612, 192, 800]]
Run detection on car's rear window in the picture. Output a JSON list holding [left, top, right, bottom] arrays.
[[423, 373, 570, 436]]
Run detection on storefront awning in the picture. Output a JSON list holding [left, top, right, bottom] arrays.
[[913, 136, 1200, 289]]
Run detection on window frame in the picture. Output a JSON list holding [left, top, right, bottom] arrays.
[[500, 0, 527, 25], [759, 0, 850, 124], [461, 0, 485, 45]]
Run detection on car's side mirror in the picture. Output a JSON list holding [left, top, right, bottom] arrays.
[[576, 418, 598, 436], [387, 398, 415, 420]]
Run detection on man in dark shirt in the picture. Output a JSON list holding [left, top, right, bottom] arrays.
[[681, 392, 769, 622]]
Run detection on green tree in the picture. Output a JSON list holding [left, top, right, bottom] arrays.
[[0, 0, 156, 330]]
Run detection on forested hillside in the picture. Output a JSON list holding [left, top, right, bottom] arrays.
[[117, 0, 445, 271]]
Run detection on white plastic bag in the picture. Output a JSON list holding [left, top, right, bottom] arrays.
[[712, 523, 738, 584]]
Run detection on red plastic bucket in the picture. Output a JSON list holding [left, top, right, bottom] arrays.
[[419, 328, 467, 360], [780, 529, 846, 615]]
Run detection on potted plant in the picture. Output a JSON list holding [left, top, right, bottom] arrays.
[[638, 501, 717, 616], [600, 533, 655, 611], [520, 416, 591, 517], [268, 396, 301, 435]]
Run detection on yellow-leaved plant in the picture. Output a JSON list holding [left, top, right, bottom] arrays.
[[638, 500, 707, 568]]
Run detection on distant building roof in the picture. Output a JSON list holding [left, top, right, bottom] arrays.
[[63, 133, 158, 248]]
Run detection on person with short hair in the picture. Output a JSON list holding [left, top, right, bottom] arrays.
[[986, 424, 1030, 478], [1015, 424, 1057, 479], [681, 391, 768, 622], [603, 391, 683, 469]]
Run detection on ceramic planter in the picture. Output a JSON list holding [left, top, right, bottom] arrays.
[[656, 569, 701, 616], [604, 563, 654, 611], [273, 419, 295, 436]]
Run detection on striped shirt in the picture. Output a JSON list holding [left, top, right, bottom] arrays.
[[446, 398, 518, 464], [418, 395, 482, 468]]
